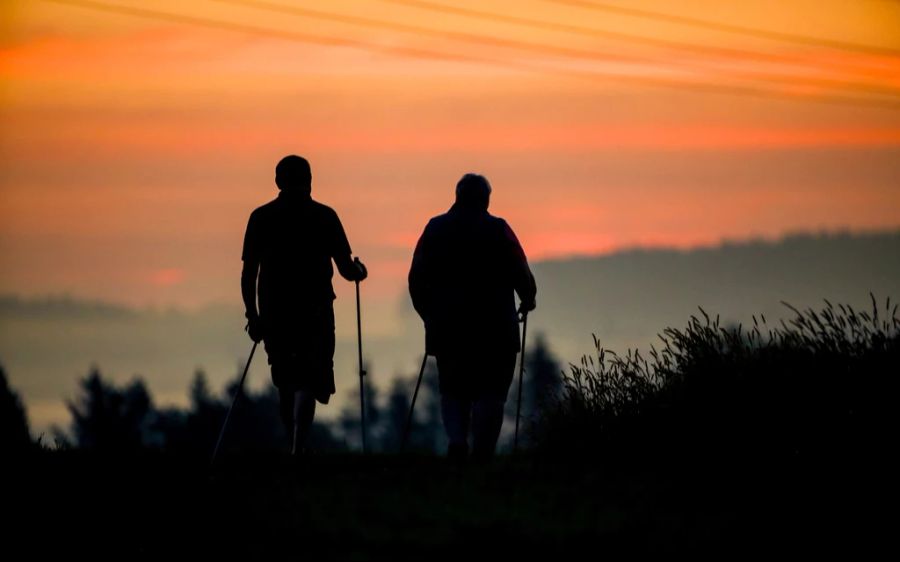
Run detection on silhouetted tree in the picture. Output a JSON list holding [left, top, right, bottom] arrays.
[[382, 377, 412, 452], [524, 334, 563, 418], [154, 368, 343, 455], [504, 334, 562, 448], [186, 369, 229, 452], [151, 369, 224, 454], [344, 360, 448, 454], [190, 370, 216, 410], [420, 363, 446, 452], [0, 363, 32, 452], [339, 364, 381, 451], [401, 359, 445, 453], [60, 364, 344, 454], [68, 367, 155, 451]]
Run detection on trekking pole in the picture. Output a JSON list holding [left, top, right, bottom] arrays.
[[513, 312, 528, 453], [211, 340, 257, 466], [354, 258, 368, 454], [400, 353, 429, 453]]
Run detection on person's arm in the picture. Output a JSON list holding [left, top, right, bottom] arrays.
[[331, 209, 367, 282], [502, 221, 537, 314], [334, 252, 367, 282], [241, 212, 263, 342], [241, 259, 259, 319], [408, 225, 433, 322]]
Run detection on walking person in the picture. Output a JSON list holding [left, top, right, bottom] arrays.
[[408, 173, 537, 462], [241, 155, 367, 455]]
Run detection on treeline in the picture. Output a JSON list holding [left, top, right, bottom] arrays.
[[14, 295, 894, 463], [1, 336, 562, 456]]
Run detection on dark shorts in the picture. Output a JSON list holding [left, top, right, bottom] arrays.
[[263, 304, 336, 405], [436, 352, 518, 402]]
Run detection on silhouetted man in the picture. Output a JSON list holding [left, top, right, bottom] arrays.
[[242, 155, 367, 455], [409, 173, 537, 462]]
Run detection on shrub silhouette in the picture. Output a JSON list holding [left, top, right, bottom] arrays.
[[537, 295, 899, 464]]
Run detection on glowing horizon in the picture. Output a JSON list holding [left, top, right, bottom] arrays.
[[2, 0, 900, 311]]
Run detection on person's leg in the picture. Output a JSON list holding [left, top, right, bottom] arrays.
[[314, 304, 337, 404], [436, 354, 472, 460], [291, 389, 317, 455], [471, 398, 505, 461], [272, 355, 312, 454], [277, 386, 294, 436], [471, 352, 518, 461], [441, 394, 471, 459], [271, 361, 295, 440]]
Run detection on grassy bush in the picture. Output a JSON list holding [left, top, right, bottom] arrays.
[[536, 295, 899, 465]]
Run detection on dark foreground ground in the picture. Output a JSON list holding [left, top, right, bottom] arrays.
[[5, 450, 890, 559]]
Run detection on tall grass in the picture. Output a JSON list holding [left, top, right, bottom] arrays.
[[536, 295, 899, 463]]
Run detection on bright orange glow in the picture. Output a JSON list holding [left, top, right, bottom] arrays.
[[149, 268, 186, 287], [2, 0, 900, 315]]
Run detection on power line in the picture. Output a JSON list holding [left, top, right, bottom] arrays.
[[215, 0, 660, 65], [548, 0, 900, 57], [40, 0, 900, 111], [43, 0, 473, 64], [385, 0, 900, 80], [222, 0, 900, 100]]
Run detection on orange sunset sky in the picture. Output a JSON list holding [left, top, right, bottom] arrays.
[[2, 0, 899, 323]]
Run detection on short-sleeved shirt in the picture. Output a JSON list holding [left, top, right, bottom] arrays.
[[242, 191, 351, 325]]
